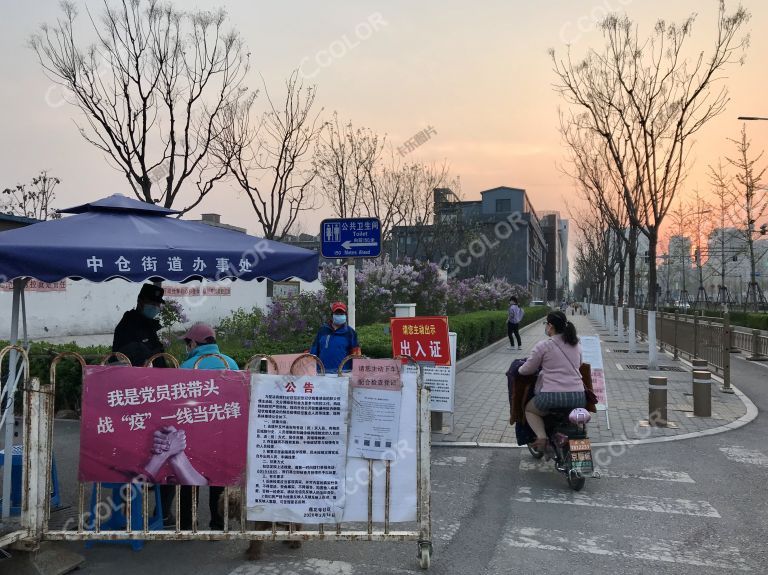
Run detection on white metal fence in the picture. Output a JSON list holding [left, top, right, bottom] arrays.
[[1, 348, 434, 569]]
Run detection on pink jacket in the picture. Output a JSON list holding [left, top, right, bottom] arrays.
[[518, 334, 583, 393]]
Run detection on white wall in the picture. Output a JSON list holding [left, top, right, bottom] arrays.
[[0, 277, 323, 346]]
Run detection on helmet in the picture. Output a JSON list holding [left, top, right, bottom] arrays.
[[569, 408, 591, 425]]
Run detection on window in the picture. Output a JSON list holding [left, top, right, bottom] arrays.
[[496, 198, 511, 213]]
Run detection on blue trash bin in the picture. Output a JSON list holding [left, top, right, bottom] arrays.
[[0, 444, 61, 515], [0, 445, 23, 514]]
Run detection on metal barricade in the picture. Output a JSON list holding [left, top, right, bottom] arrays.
[[634, 312, 727, 377], [17, 351, 434, 569], [0, 345, 33, 549]]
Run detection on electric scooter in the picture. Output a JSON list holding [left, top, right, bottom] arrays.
[[527, 407, 594, 491]]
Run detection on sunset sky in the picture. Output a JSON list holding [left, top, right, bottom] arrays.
[[1, 0, 767, 247]]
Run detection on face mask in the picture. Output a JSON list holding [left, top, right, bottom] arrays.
[[142, 304, 160, 319], [332, 314, 346, 325]]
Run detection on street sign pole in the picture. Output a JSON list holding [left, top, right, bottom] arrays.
[[347, 258, 356, 329]]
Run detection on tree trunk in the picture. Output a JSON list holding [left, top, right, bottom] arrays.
[[627, 227, 637, 308]]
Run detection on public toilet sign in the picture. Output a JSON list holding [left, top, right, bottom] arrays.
[[320, 217, 382, 259]]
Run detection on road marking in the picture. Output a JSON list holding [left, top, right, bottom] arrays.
[[432, 456, 467, 466], [229, 558, 355, 575], [518, 460, 695, 483], [514, 487, 720, 517], [615, 363, 624, 370], [228, 558, 417, 575], [719, 446, 768, 467], [434, 518, 461, 541], [502, 527, 751, 571]]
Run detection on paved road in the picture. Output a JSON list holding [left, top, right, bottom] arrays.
[[3, 326, 767, 574], [36, 378, 767, 575]]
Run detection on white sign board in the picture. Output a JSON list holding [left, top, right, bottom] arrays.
[[347, 387, 402, 460], [246, 374, 349, 523], [580, 336, 608, 410], [418, 331, 456, 412], [341, 370, 418, 523]]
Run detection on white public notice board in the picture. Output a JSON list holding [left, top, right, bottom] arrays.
[[246, 374, 349, 523], [419, 331, 457, 412], [348, 358, 403, 461], [341, 369, 418, 523], [347, 387, 402, 460]]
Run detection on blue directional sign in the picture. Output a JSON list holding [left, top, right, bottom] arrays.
[[320, 217, 382, 258]]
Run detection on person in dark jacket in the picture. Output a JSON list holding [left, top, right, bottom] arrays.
[[111, 283, 167, 367], [112, 283, 176, 524], [310, 302, 360, 372]]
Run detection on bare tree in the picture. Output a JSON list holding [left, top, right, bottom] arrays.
[[1, 171, 62, 220], [572, 201, 612, 304], [314, 113, 384, 219], [215, 71, 322, 240], [392, 161, 456, 257], [707, 161, 741, 306], [552, 2, 750, 313], [561, 121, 635, 307], [315, 117, 459, 257], [710, 126, 768, 309], [689, 189, 714, 308], [30, 0, 249, 213]]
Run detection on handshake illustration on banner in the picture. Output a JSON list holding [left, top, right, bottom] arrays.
[[143, 425, 209, 485]]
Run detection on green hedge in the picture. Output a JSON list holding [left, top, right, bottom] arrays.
[[2, 306, 550, 414], [659, 309, 768, 330], [725, 312, 768, 330], [356, 306, 549, 359]]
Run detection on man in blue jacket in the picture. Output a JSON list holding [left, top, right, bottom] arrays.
[[310, 302, 361, 373], [177, 322, 238, 530]]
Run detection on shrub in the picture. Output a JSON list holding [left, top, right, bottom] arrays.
[[356, 305, 549, 360], [2, 306, 548, 413], [321, 256, 449, 324], [445, 276, 531, 315]]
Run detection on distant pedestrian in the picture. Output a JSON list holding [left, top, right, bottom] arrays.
[[507, 296, 524, 350]]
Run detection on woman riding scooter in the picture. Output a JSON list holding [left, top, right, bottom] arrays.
[[518, 310, 585, 452]]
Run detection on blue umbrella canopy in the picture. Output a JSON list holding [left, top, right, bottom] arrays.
[[0, 194, 318, 283]]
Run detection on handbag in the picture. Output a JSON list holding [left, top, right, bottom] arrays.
[[552, 340, 597, 405]]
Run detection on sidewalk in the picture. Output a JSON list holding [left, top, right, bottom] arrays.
[[434, 311, 754, 445]]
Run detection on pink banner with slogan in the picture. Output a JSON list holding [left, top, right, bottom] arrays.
[[591, 369, 607, 405], [79, 366, 249, 486]]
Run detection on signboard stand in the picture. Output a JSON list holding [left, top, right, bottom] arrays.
[[389, 314, 454, 434], [580, 335, 610, 430]]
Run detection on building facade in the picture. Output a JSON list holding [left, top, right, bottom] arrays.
[[540, 211, 570, 302], [390, 186, 547, 298]]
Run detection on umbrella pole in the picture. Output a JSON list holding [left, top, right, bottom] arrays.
[[2, 278, 23, 518]]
